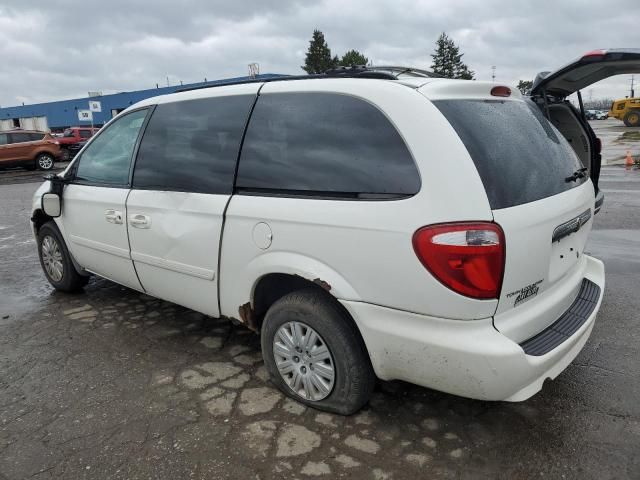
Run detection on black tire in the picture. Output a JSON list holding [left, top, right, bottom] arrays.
[[623, 110, 640, 127], [36, 153, 55, 171], [37, 221, 89, 292], [261, 288, 375, 415]]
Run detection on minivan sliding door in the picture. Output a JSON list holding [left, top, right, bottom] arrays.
[[126, 88, 258, 317]]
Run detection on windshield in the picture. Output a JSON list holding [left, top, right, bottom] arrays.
[[63, 129, 75, 137], [434, 98, 587, 209]]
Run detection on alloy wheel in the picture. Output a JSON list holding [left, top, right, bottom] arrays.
[[38, 155, 54, 170], [41, 235, 64, 282]]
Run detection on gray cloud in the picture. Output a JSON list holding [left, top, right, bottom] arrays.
[[1, 0, 639, 106]]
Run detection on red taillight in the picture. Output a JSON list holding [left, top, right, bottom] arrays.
[[490, 86, 511, 97], [412, 223, 505, 299]]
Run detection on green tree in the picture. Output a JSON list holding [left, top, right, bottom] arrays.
[[339, 49, 369, 67], [517, 80, 533, 95], [430, 32, 474, 80], [302, 30, 335, 74]]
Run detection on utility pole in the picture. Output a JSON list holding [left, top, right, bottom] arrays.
[[491, 65, 496, 82]]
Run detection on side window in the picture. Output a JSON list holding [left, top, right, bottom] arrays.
[[29, 133, 44, 141], [75, 109, 148, 185], [236, 92, 420, 197], [0, 134, 7, 145], [10, 133, 31, 144], [133, 95, 254, 194], [79, 130, 91, 138]]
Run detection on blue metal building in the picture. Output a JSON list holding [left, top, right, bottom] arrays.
[[0, 73, 284, 132]]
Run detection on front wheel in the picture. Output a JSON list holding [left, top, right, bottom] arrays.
[[36, 153, 55, 171], [261, 288, 375, 415], [623, 110, 640, 127], [37, 222, 89, 292]]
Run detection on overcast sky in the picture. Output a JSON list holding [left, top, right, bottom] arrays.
[[1, 0, 639, 107]]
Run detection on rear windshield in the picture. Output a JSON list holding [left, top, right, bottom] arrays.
[[434, 99, 587, 209]]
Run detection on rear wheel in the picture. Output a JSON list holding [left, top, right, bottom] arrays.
[[623, 110, 640, 127], [36, 153, 55, 170], [261, 288, 375, 415], [37, 222, 89, 292]]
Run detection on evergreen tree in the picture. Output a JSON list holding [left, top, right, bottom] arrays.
[[517, 80, 533, 95], [302, 30, 335, 74], [430, 32, 475, 80], [339, 49, 369, 67]]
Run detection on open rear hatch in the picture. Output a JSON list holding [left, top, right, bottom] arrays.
[[531, 49, 640, 98], [531, 48, 640, 201], [433, 92, 595, 342]]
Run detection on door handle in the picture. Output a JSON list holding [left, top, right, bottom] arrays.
[[129, 213, 151, 229], [105, 209, 123, 224]]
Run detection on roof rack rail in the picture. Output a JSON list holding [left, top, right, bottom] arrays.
[[176, 65, 440, 93], [367, 66, 443, 78], [323, 65, 397, 79]]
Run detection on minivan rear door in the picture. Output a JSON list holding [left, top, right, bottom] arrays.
[[531, 49, 640, 194], [433, 96, 594, 342], [530, 49, 640, 98]]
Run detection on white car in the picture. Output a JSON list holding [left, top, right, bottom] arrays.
[[32, 55, 621, 414]]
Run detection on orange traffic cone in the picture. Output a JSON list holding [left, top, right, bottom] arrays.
[[625, 150, 634, 168]]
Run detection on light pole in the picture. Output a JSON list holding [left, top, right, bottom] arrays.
[[491, 66, 496, 82]]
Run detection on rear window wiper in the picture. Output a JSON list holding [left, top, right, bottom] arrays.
[[565, 167, 588, 183]]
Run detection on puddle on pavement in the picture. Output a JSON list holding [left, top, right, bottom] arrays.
[[613, 131, 640, 143]]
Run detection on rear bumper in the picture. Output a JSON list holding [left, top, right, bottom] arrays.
[[340, 255, 604, 401]]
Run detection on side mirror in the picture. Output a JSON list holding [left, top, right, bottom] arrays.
[[42, 193, 61, 217]]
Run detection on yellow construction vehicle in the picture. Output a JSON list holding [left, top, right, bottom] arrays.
[[608, 97, 640, 126]]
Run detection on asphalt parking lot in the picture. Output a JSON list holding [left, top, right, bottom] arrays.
[[592, 118, 640, 165], [1, 128, 639, 479]]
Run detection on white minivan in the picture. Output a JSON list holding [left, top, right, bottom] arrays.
[[33, 51, 634, 414]]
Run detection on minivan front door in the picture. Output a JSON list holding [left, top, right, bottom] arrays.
[[62, 108, 149, 290], [126, 88, 258, 317]]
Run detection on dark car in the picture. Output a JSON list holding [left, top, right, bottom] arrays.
[[66, 140, 88, 160], [0, 130, 62, 170]]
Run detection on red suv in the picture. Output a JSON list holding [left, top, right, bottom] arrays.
[[58, 127, 99, 159], [0, 130, 62, 170]]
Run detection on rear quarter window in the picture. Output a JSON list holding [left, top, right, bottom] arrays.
[[434, 99, 586, 209], [236, 92, 420, 198]]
